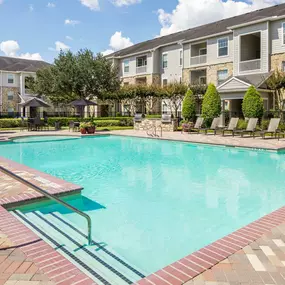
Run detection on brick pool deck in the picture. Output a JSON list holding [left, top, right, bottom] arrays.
[[0, 156, 96, 285], [2, 129, 285, 284]]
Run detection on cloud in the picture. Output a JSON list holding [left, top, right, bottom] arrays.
[[110, 31, 133, 50], [49, 41, 70, 52], [112, 0, 141, 7], [157, 0, 285, 36], [0, 40, 43, 60], [80, 0, 99, 11], [102, 31, 133, 55], [29, 4, 34, 12], [102, 49, 114, 56], [0, 40, 20, 57], [47, 2, 56, 8], [19, 53, 43, 60], [65, 36, 73, 41], [64, 19, 80, 26]]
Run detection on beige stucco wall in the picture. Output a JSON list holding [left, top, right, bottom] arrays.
[[182, 62, 233, 86], [1, 87, 20, 112], [271, 53, 285, 71]]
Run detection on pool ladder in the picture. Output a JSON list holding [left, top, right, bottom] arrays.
[[0, 166, 93, 245]]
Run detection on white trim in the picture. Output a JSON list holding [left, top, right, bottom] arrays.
[[217, 76, 251, 90], [281, 22, 285, 46], [162, 52, 168, 69], [182, 31, 231, 44], [238, 30, 262, 75], [217, 69, 229, 83], [217, 36, 229, 58], [199, 47, 207, 56], [228, 15, 285, 30], [7, 73, 15, 84]]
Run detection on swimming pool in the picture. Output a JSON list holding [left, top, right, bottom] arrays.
[[1, 135, 285, 283]]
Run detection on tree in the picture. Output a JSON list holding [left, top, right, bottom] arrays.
[[242, 86, 264, 119], [201, 83, 221, 125], [29, 49, 120, 105], [266, 69, 285, 118], [162, 82, 188, 118], [182, 89, 196, 121]]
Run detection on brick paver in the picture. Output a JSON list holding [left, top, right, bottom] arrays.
[[0, 230, 55, 285]]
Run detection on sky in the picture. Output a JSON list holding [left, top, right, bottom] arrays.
[[0, 0, 284, 63]]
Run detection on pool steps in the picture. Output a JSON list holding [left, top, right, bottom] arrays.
[[12, 210, 146, 285]]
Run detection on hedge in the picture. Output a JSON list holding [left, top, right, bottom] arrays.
[[0, 117, 134, 128], [0, 118, 22, 128]]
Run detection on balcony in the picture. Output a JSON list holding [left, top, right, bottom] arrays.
[[239, 59, 261, 73], [136, 66, 147, 74], [190, 55, 207, 66]]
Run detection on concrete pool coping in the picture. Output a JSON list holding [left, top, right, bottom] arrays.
[[1, 131, 285, 284]]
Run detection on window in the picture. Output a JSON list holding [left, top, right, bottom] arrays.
[[179, 50, 183, 66], [8, 74, 14, 84], [7, 107, 14, 113], [218, 37, 229, 57], [123, 82, 129, 86], [199, 76, 207, 85], [162, 79, 168, 86], [136, 56, 147, 67], [124, 60, 130, 73], [199, 48, 207, 56], [283, 23, 285, 45], [217, 69, 228, 85], [7, 91, 14, 101], [162, 54, 168, 68]]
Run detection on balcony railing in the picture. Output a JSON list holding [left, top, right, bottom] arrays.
[[239, 59, 261, 72], [190, 55, 207, 66], [136, 66, 147, 74]]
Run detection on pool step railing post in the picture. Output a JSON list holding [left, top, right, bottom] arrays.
[[0, 165, 93, 246]]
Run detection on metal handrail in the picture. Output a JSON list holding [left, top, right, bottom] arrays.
[[0, 166, 93, 245]]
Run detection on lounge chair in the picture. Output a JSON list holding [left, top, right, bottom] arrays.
[[258, 118, 280, 139], [69, 121, 80, 132], [189, 117, 204, 133], [221, 118, 239, 136], [200, 117, 220, 135], [233, 118, 258, 137], [134, 114, 143, 122], [161, 114, 172, 124]]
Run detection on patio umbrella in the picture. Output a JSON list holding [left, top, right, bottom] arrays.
[[69, 99, 97, 117], [19, 97, 50, 108]]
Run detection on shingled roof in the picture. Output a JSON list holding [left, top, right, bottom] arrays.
[[108, 3, 285, 58], [0, 56, 50, 72]]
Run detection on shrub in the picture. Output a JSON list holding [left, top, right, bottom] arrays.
[[145, 114, 161, 119], [237, 119, 247, 130], [261, 119, 269, 130], [242, 86, 264, 119], [182, 89, 196, 122], [201, 83, 221, 126], [0, 119, 22, 128], [47, 117, 133, 127]]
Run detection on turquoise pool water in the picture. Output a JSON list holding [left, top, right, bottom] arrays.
[[1, 135, 285, 274]]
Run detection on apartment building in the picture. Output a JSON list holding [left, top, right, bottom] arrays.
[[107, 3, 285, 117], [0, 57, 49, 117]]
